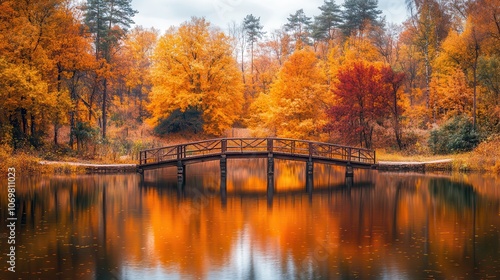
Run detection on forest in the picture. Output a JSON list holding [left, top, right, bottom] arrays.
[[0, 0, 499, 169]]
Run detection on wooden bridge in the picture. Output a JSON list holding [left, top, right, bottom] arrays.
[[138, 138, 376, 191]]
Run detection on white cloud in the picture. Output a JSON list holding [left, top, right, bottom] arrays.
[[132, 0, 409, 33]]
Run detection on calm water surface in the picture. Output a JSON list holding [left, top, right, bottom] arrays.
[[1, 159, 500, 279]]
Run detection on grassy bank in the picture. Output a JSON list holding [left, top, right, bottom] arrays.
[[377, 135, 500, 173], [0, 146, 88, 174]]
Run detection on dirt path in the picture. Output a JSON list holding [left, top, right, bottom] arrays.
[[39, 160, 138, 173], [39, 160, 137, 167], [377, 159, 452, 165]]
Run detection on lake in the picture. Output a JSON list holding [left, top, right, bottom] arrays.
[[1, 159, 499, 279]]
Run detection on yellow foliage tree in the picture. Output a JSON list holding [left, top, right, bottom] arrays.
[[431, 68, 473, 121], [342, 34, 383, 63], [148, 18, 243, 135], [114, 26, 158, 124], [0, 0, 79, 147], [327, 34, 381, 89], [0, 58, 61, 147], [253, 48, 328, 139]]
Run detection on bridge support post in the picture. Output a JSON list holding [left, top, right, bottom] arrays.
[[345, 164, 354, 188], [306, 160, 314, 192], [267, 154, 274, 195], [220, 155, 227, 194], [177, 161, 185, 188], [137, 168, 145, 183]]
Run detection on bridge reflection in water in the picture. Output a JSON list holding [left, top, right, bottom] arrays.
[[139, 159, 375, 206], [138, 138, 376, 193]]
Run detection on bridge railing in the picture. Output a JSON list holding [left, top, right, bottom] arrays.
[[139, 138, 376, 166], [226, 138, 268, 153]]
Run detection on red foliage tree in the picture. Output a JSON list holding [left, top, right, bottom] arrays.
[[326, 61, 405, 149]]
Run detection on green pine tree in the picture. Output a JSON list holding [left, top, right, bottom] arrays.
[[340, 0, 383, 36], [243, 14, 265, 78], [285, 9, 312, 48], [312, 0, 343, 42]]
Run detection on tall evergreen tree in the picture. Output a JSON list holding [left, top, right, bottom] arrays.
[[285, 9, 312, 48], [340, 0, 383, 36], [243, 14, 265, 78], [312, 0, 343, 42], [83, 0, 137, 139]]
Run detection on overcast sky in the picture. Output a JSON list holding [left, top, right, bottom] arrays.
[[131, 0, 408, 34]]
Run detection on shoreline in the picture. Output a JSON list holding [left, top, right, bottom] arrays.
[[39, 161, 138, 174], [38, 159, 454, 174], [376, 159, 453, 172]]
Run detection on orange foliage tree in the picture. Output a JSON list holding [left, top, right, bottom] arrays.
[[0, 0, 84, 148], [148, 18, 244, 136], [112, 27, 158, 125], [250, 48, 328, 139]]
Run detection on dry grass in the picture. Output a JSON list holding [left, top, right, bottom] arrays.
[[376, 148, 457, 162], [377, 134, 500, 174], [0, 145, 43, 174], [453, 135, 500, 173]]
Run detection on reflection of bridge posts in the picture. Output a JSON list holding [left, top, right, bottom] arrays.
[[220, 140, 228, 198], [267, 138, 274, 195], [345, 163, 354, 187], [306, 159, 314, 192], [267, 155, 274, 195], [220, 155, 227, 194], [177, 161, 185, 189]]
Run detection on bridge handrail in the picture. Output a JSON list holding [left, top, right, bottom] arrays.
[[139, 137, 376, 166]]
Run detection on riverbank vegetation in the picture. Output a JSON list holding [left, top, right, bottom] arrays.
[[0, 0, 499, 173]]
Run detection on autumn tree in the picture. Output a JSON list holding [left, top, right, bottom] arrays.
[[117, 26, 158, 122], [381, 66, 406, 149], [266, 29, 293, 66], [83, 0, 137, 139], [0, 0, 87, 148], [251, 48, 328, 138], [437, 20, 484, 128], [469, 0, 500, 131], [327, 30, 383, 83], [148, 18, 244, 136], [326, 61, 401, 149], [249, 42, 281, 95], [477, 56, 500, 133], [49, 4, 96, 147], [397, 25, 424, 108], [0, 59, 59, 148], [431, 68, 473, 120], [405, 0, 451, 119], [469, 0, 500, 56]]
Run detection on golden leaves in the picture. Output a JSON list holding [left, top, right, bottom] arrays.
[[148, 18, 244, 135], [251, 48, 328, 139]]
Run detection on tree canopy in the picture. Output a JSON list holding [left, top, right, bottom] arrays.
[[147, 18, 244, 135]]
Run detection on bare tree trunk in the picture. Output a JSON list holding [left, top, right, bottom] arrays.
[[102, 78, 107, 139]]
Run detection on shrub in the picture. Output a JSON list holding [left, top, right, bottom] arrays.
[[428, 115, 480, 154], [73, 121, 99, 150], [154, 108, 203, 135]]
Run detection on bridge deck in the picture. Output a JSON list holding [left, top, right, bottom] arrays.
[[138, 138, 375, 170]]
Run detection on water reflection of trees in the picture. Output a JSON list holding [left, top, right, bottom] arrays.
[[1, 172, 499, 279], [429, 178, 476, 208]]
